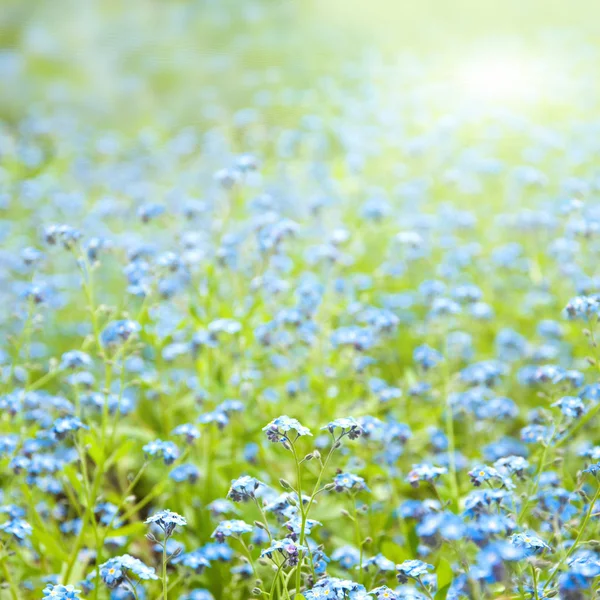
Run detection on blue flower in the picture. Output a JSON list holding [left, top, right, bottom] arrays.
[[60, 351, 93, 370], [261, 539, 307, 566], [322, 417, 363, 439], [99, 554, 158, 587], [333, 473, 368, 492], [42, 584, 81, 599], [100, 320, 141, 347], [174, 550, 210, 572], [99, 557, 125, 588], [303, 577, 366, 600], [170, 464, 200, 483], [179, 590, 214, 600], [172, 423, 201, 444], [0, 518, 32, 541], [363, 553, 395, 572], [564, 295, 600, 320], [413, 344, 443, 370], [227, 475, 262, 502], [582, 463, 600, 476], [396, 559, 434, 583], [406, 464, 447, 487], [284, 516, 321, 536], [552, 396, 585, 418], [200, 542, 234, 562], [263, 415, 312, 443], [212, 520, 253, 542], [468, 465, 503, 487], [143, 439, 180, 465], [43, 224, 82, 248], [331, 546, 360, 570], [145, 509, 187, 536], [369, 586, 399, 600], [52, 417, 88, 439], [509, 532, 550, 556]]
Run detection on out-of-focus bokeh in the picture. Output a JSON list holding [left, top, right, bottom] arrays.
[[2, 0, 599, 128]]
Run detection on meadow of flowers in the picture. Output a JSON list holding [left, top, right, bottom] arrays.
[[3, 2, 600, 600]]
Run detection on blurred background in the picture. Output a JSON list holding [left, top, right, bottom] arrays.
[[2, 0, 600, 129]]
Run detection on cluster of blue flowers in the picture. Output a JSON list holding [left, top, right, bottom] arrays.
[[3, 1, 600, 599]]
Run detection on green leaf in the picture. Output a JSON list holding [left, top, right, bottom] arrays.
[[109, 521, 146, 538], [434, 558, 453, 600], [435, 584, 451, 600], [34, 526, 70, 563], [105, 439, 136, 469], [62, 464, 84, 497], [407, 523, 419, 557]]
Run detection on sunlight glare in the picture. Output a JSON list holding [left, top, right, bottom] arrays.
[[456, 54, 546, 105]]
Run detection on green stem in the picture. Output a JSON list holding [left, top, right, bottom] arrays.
[[349, 497, 364, 582], [269, 560, 287, 600], [544, 484, 600, 591], [25, 367, 62, 392], [0, 550, 19, 600], [517, 439, 551, 525], [289, 440, 305, 597], [531, 564, 539, 600], [238, 537, 257, 576], [558, 403, 600, 448], [163, 539, 168, 600]]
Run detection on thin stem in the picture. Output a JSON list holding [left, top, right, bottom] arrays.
[[0, 549, 19, 600], [349, 497, 364, 582], [162, 538, 168, 600], [254, 498, 273, 543], [238, 537, 257, 577], [517, 437, 552, 525], [544, 484, 600, 591], [269, 560, 287, 600], [531, 564, 539, 600], [416, 576, 434, 600]]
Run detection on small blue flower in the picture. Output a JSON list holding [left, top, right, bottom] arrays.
[[42, 584, 81, 599], [564, 295, 600, 320], [322, 417, 363, 439], [552, 396, 586, 418], [582, 463, 600, 476], [413, 344, 443, 370], [179, 590, 214, 600], [175, 550, 210, 572], [212, 520, 253, 542], [0, 518, 32, 541], [263, 415, 312, 443], [143, 439, 180, 465], [333, 473, 368, 492], [261, 539, 307, 566], [145, 509, 187, 537], [99, 554, 158, 588], [331, 546, 360, 570], [396, 559, 434, 583], [227, 475, 262, 502], [363, 553, 395, 572], [172, 423, 201, 444], [60, 351, 93, 370], [100, 320, 141, 348], [406, 463, 447, 487], [52, 417, 89, 439], [509, 532, 550, 556], [170, 464, 200, 483], [369, 586, 399, 600]]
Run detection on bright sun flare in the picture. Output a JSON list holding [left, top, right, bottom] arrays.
[[456, 54, 546, 105]]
